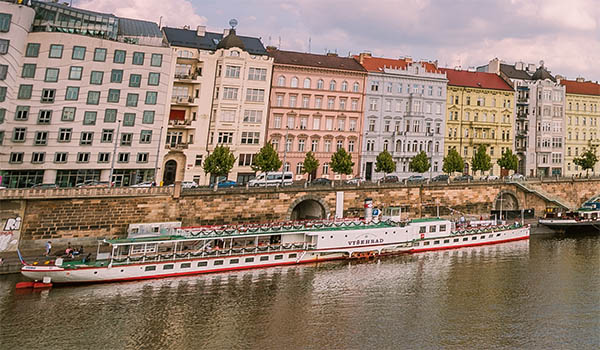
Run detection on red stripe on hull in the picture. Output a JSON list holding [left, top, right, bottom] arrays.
[[409, 235, 529, 253]]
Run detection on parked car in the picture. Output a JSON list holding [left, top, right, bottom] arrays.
[[345, 177, 365, 185], [406, 175, 425, 183], [181, 181, 199, 189], [209, 180, 237, 188], [31, 183, 58, 189], [453, 174, 473, 182], [130, 181, 154, 188], [507, 173, 525, 181], [248, 172, 293, 187], [481, 175, 499, 181], [311, 178, 332, 186], [432, 174, 449, 182], [381, 175, 399, 183], [76, 180, 112, 188]]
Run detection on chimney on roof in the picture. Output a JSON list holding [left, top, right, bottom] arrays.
[[515, 61, 524, 70], [576, 77, 585, 82], [405, 57, 413, 63], [196, 25, 206, 37], [266, 45, 277, 53], [223, 28, 230, 36], [527, 63, 536, 72], [358, 52, 371, 64], [326, 52, 338, 57], [467, 66, 476, 72]]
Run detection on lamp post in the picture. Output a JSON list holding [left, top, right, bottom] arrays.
[[108, 119, 122, 187], [153, 126, 164, 186], [281, 125, 289, 186], [428, 130, 435, 181]]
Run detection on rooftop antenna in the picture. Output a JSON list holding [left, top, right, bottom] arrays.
[[308, 37, 311, 53], [278, 36, 281, 49], [268, 35, 272, 46]]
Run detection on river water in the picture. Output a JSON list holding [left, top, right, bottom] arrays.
[[0, 233, 598, 350]]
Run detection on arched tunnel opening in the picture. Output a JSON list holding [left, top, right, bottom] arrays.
[[290, 199, 326, 221], [495, 192, 519, 210]]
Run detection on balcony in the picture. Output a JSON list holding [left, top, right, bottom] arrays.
[[174, 73, 201, 82], [517, 97, 529, 104], [171, 96, 197, 105], [168, 119, 193, 127], [165, 143, 189, 151], [516, 130, 528, 138], [516, 111, 528, 120]]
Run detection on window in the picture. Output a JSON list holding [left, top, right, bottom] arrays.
[[148, 72, 160, 86], [34, 131, 48, 145], [54, 152, 68, 163], [58, 128, 72, 142], [121, 133, 132, 146], [129, 74, 141, 87], [118, 153, 130, 163], [37, 110, 52, 124], [217, 132, 234, 144], [65, 86, 79, 100], [69, 66, 83, 80], [132, 52, 144, 65], [195, 155, 203, 166], [143, 111, 155, 124], [223, 87, 238, 100], [72, 46, 86, 60], [31, 152, 45, 164], [329, 80, 336, 91], [12, 128, 26, 142], [41, 89, 56, 103], [80, 132, 93, 145], [248, 67, 266, 81], [104, 109, 117, 123], [25, 43, 40, 57], [260, 256, 269, 262], [126, 93, 139, 107], [151, 53, 162, 67], [323, 162, 329, 174], [49, 44, 63, 58], [123, 113, 136, 126], [145, 91, 157, 105], [298, 139, 306, 152], [83, 111, 97, 125], [15, 106, 29, 121], [0, 86, 5, 102], [114, 49, 126, 63], [62, 107, 76, 121], [137, 153, 149, 163], [140, 130, 152, 143], [9, 152, 23, 164], [22, 64, 36, 78], [107, 89, 120, 103], [225, 65, 241, 78], [87, 91, 100, 105], [246, 88, 265, 102], [18, 85, 33, 99], [243, 110, 262, 123], [0, 64, 6, 80], [241, 132, 260, 144], [77, 152, 90, 163], [111, 69, 123, 83], [101, 129, 113, 143], [90, 71, 103, 85], [94, 48, 107, 62]]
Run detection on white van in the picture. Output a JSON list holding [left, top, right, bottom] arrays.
[[248, 172, 293, 187]]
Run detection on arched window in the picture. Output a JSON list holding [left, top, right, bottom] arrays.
[[303, 78, 311, 89], [291, 77, 299, 88], [317, 79, 324, 89], [396, 140, 402, 152], [329, 80, 336, 91], [435, 142, 440, 153], [383, 140, 389, 151], [353, 82, 360, 92], [277, 75, 286, 87], [341, 81, 348, 91]]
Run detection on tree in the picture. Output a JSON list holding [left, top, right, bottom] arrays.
[[251, 143, 282, 174], [574, 147, 598, 176], [301, 151, 320, 181], [497, 149, 518, 175], [375, 150, 395, 178], [472, 144, 492, 176], [330, 148, 354, 176], [442, 148, 463, 175], [203, 146, 235, 186], [409, 151, 430, 174]]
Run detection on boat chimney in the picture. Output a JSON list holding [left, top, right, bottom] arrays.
[[364, 198, 373, 222]]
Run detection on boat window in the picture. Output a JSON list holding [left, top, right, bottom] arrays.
[[245, 257, 254, 263], [274, 254, 283, 260], [440, 225, 446, 231], [443, 239, 449, 243], [145, 266, 156, 271], [433, 240, 440, 245], [414, 242, 419, 246], [472, 236, 477, 240], [496, 233, 501, 237], [181, 263, 191, 268], [453, 238, 459, 242], [163, 264, 174, 270], [480, 236, 485, 239], [197, 261, 208, 267], [288, 253, 297, 259], [463, 237, 468, 241], [214, 260, 224, 265], [132, 244, 157, 254], [430, 225, 437, 233], [423, 241, 430, 246], [260, 256, 269, 261], [229, 259, 239, 264], [489, 234, 493, 238], [419, 226, 426, 233]]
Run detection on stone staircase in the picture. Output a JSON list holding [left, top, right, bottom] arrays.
[[510, 181, 576, 210]]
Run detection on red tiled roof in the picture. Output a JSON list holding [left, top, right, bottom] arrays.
[[270, 50, 366, 72], [355, 55, 441, 73], [560, 79, 600, 96], [439, 68, 513, 91]]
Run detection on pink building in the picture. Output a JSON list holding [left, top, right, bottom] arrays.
[[267, 49, 367, 180]]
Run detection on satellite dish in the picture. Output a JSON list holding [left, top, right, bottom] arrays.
[[229, 19, 238, 29]]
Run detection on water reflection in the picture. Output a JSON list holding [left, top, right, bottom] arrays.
[[0, 236, 598, 350]]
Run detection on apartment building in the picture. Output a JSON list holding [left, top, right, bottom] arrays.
[[161, 24, 272, 185], [0, 0, 174, 187], [357, 53, 447, 181]]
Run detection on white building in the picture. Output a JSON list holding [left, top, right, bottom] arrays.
[[357, 53, 447, 181], [0, 0, 174, 187], [161, 24, 273, 185]]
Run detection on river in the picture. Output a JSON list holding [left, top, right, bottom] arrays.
[[0, 233, 598, 350]]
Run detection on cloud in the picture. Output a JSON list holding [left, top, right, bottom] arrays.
[[76, 0, 206, 28]]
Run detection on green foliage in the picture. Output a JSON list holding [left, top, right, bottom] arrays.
[[472, 144, 492, 176], [251, 143, 282, 173], [409, 151, 430, 173], [375, 150, 395, 175], [497, 148, 519, 173], [330, 148, 354, 175], [302, 151, 320, 179], [442, 148, 464, 174], [574, 147, 598, 175], [203, 145, 236, 178]]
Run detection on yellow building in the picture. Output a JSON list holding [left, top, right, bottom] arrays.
[[560, 78, 600, 175], [441, 69, 515, 176]]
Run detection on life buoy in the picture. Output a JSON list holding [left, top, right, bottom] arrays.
[[420, 233, 425, 239]]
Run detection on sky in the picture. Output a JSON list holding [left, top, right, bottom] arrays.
[[76, 0, 600, 81]]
